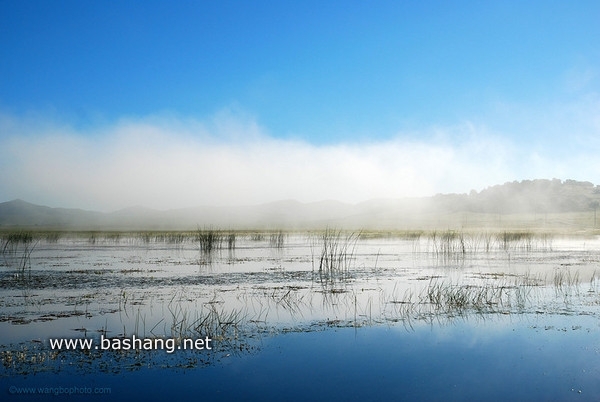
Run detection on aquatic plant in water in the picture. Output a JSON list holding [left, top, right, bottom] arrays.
[[315, 228, 359, 282], [1, 231, 36, 273]]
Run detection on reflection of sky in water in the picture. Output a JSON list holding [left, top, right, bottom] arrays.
[[2, 314, 599, 401], [2, 234, 600, 400], [3, 235, 600, 342]]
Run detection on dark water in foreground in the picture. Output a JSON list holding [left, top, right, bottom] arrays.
[[3, 313, 599, 401]]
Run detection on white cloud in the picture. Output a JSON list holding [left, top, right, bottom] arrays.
[[1, 110, 599, 212]]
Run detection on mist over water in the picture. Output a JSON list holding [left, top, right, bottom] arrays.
[[1, 113, 599, 212]]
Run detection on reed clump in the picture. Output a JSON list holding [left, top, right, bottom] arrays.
[[133, 231, 193, 245], [428, 230, 466, 258], [196, 227, 223, 253], [497, 231, 531, 251], [1, 231, 33, 251], [315, 228, 360, 281], [168, 302, 246, 343], [269, 230, 285, 248], [226, 233, 236, 250], [1, 230, 36, 272], [250, 233, 265, 242], [423, 281, 506, 313], [424, 230, 553, 258]]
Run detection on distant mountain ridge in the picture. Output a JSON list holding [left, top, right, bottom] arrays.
[[1, 179, 599, 230]]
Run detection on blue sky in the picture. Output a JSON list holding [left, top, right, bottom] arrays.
[[1, 1, 599, 210]]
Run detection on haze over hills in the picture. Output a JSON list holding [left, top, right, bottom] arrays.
[[1, 179, 599, 231]]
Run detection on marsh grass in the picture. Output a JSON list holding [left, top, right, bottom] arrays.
[[553, 269, 580, 289], [424, 230, 553, 259], [167, 302, 246, 344], [422, 280, 511, 314], [131, 231, 194, 245], [314, 228, 360, 282], [1, 231, 33, 253], [493, 231, 553, 251], [1, 230, 37, 273], [226, 233, 236, 250], [250, 233, 265, 242], [380, 271, 549, 324], [497, 231, 533, 251], [269, 230, 285, 248], [428, 230, 466, 259], [553, 269, 581, 301], [196, 227, 223, 253]]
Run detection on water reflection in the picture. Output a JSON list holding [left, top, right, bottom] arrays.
[[1, 232, 600, 386], [2, 314, 599, 401]]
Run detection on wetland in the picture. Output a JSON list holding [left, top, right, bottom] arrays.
[[1, 228, 600, 400]]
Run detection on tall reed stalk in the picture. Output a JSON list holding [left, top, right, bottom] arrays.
[[316, 228, 360, 281]]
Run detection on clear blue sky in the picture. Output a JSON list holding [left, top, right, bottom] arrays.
[[1, 1, 599, 210]]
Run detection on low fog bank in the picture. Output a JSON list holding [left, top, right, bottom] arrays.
[[1, 179, 599, 231], [3, 110, 600, 213]]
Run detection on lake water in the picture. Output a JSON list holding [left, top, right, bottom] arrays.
[[1, 231, 599, 400]]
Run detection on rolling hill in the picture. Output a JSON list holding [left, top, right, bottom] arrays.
[[1, 179, 599, 230]]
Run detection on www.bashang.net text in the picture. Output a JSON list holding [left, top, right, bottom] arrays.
[[49, 335, 212, 354]]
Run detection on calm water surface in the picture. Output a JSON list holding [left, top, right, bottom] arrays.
[[1, 233, 600, 400]]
